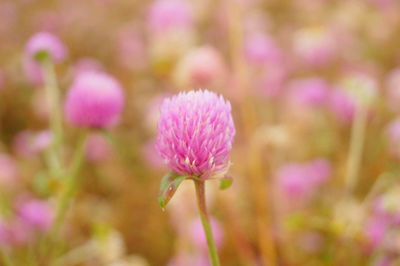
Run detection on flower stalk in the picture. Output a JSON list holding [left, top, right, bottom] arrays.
[[194, 179, 221, 266], [41, 58, 64, 175]]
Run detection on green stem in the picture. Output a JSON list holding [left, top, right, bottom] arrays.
[[41, 58, 63, 176], [194, 180, 221, 266], [47, 132, 88, 261], [345, 105, 368, 194]]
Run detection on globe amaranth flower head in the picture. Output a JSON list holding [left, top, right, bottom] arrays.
[[156, 90, 235, 179], [25, 31, 67, 62], [64, 71, 124, 129]]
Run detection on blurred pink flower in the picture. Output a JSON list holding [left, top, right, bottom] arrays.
[[293, 26, 337, 66], [365, 216, 388, 250], [307, 158, 331, 186], [12, 130, 52, 158], [276, 163, 314, 201], [0, 153, 18, 188], [256, 67, 287, 99], [17, 199, 54, 232], [23, 32, 66, 86], [174, 46, 226, 88], [328, 88, 356, 124], [189, 217, 223, 251], [85, 133, 112, 162], [156, 90, 235, 179], [116, 27, 147, 71], [25, 32, 67, 62], [32, 130, 52, 152], [276, 158, 331, 202], [8, 219, 34, 246], [13, 131, 38, 158], [64, 72, 124, 129], [287, 77, 330, 108], [244, 32, 282, 65], [147, 0, 193, 33]]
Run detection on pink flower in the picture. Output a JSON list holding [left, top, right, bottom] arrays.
[[329, 88, 357, 123], [365, 216, 388, 249], [17, 199, 54, 232], [256, 67, 287, 99], [12, 130, 52, 158], [23, 32, 66, 85], [64, 72, 124, 129], [286, 77, 330, 108], [307, 158, 331, 186], [244, 32, 282, 65], [276, 164, 314, 200], [276, 158, 331, 201], [32, 130, 52, 152], [156, 90, 235, 179], [25, 32, 67, 62], [293, 26, 336, 66], [116, 26, 146, 71], [147, 0, 193, 33], [174, 46, 226, 88]]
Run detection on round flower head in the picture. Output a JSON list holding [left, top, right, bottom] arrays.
[[147, 0, 193, 33], [64, 72, 124, 129], [244, 32, 282, 65], [287, 77, 330, 108], [156, 90, 235, 179], [17, 199, 54, 232], [329, 88, 357, 123], [173, 46, 226, 88], [293, 26, 336, 66], [25, 32, 67, 62]]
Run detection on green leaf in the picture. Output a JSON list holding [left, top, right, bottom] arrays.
[[219, 176, 233, 190], [158, 173, 187, 209]]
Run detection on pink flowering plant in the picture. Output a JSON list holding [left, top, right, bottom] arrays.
[[156, 90, 235, 265]]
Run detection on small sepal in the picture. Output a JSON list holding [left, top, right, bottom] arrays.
[[158, 172, 187, 209], [35, 50, 50, 62], [219, 175, 233, 190]]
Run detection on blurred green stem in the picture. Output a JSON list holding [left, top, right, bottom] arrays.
[[345, 105, 368, 194], [194, 180, 221, 266], [41, 58, 64, 176], [48, 132, 88, 261]]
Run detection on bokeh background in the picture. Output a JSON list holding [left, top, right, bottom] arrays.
[[1, 0, 400, 265]]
